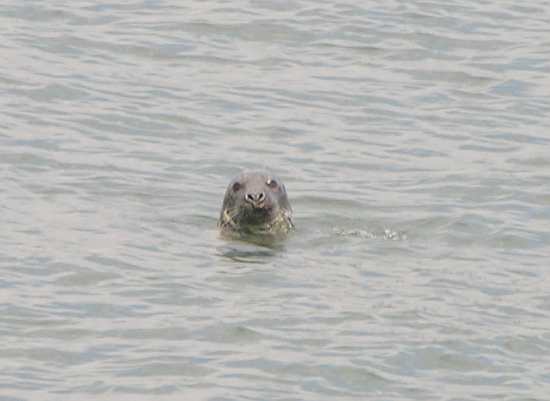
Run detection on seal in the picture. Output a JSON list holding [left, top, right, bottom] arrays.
[[218, 171, 294, 237]]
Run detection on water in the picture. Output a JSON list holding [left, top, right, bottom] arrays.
[[2, 1, 550, 400]]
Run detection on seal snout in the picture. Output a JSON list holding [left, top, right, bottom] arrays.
[[245, 191, 266, 208]]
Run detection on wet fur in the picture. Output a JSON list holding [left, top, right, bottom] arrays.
[[218, 171, 294, 237]]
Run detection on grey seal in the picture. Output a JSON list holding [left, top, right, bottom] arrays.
[[218, 171, 294, 237]]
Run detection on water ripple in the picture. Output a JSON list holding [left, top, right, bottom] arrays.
[[2, 0, 550, 400]]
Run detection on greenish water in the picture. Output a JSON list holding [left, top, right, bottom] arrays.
[[1, 1, 550, 400]]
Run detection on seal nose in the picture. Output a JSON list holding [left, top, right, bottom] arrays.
[[245, 192, 266, 205]]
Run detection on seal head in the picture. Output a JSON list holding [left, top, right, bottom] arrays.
[[218, 171, 294, 237]]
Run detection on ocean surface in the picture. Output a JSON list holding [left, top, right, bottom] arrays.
[[2, 1, 550, 400]]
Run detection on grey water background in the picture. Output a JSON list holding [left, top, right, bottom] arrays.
[[2, 0, 550, 400]]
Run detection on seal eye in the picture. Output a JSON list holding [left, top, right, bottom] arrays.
[[266, 179, 278, 189], [232, 182, 242, 192]]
